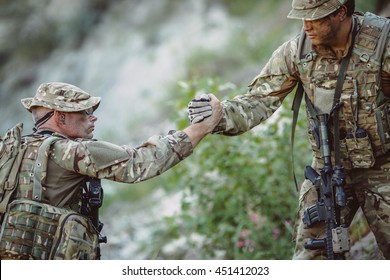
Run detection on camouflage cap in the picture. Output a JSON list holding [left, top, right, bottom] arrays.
[[287, 0, 347, 21], [21, 82, 101, 113]]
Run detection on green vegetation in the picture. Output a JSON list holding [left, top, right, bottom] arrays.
[[356, 0, 378, 13], [135, 0, 382, 259], [150, 78, 310, 259], [217, 0, 284, 17]]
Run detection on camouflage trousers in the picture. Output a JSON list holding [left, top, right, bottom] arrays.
[[292, 157, 390, 260]]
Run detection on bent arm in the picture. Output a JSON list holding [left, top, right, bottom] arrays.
[[213, 38, 300, 135]]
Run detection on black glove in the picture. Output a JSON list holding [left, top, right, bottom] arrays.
[[187, 94, 212, 124]]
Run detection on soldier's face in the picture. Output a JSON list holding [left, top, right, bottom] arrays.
[[303, 15, 341, 47], [58, 110, 97, 139]]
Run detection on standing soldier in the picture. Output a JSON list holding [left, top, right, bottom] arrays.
[[188, 0, 390, 259]]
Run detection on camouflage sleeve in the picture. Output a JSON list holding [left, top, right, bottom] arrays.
[[383, 32, 390, 74], [49, 130, 193, 183], [382, 32, 390, 96], [213, 36, 300, 135]]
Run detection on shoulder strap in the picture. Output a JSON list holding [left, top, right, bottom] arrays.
[[297, 28, 316, 62], [33, 136, 61, 201], [290, 29, 316, 191], [0, 135, 61, 214], [372, 17, 390, 63], [291, 83, 304, 191], [354, 12, 390, 65]]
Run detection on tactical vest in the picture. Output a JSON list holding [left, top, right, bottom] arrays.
[[0, 131, 101, 259], [296, 12, 390, 169]]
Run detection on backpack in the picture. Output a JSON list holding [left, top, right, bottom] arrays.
[[0, 123, 25, 217], [0, 123, 100, 260]]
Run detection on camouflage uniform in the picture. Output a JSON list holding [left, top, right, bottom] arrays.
[[15, 82, 193, 209], [213, 1, 390, 259], [0, 82, 193, 259], [18, 82, 193, 209]]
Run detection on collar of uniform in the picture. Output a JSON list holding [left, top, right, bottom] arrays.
[[35, 129, 67, 139]]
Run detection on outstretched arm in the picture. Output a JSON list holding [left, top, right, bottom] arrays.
[[183, 93, 222, 148]]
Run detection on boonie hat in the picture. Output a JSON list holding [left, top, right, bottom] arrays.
[[21, 82, 101, 113], [287, 0, 348, 21]]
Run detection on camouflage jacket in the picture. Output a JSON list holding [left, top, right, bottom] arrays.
[[214, 12, 390, 169], [16, 130, 192, 209]]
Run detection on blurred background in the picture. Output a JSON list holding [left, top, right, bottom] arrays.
[[1, 0, 388, 259]]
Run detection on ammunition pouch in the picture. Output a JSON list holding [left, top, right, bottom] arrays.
[[344, 127, 375, 169]]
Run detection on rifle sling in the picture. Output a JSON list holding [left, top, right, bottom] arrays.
[[291, 83, 304, 191]]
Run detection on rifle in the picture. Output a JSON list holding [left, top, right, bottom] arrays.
[[82, 177, 107, 260], [302, 114, 350, 259]]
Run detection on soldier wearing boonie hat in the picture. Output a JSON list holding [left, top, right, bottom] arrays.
[[21, 82, 101, 132], [187, 0, 390, 260], [0, 82, 222, 259], [21, 82, 101, 113], [287, 0, 348, 21]]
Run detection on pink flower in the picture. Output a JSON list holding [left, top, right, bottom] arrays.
[[250, 213, 259, 224], [239, 229, 251, 238], [272, 228, 280, 240]]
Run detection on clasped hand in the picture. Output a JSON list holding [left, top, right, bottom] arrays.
[[188, 93, 213, 124]]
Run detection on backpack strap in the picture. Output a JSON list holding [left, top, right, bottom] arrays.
[[297, 28, 316, 63], [372, 16, 390, 64], [355, 12, 390, 65], [290, 29, 313, 191], [0, 135, 61, 215], [291, 83, 304, 191], [33, 136, 61, 201]]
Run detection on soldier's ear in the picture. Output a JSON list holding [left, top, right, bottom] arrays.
[[338, 6, 347, 21], [54, 111, 66, 125]]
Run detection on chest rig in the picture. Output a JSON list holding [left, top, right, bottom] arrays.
[[295, 12, 390, 170]]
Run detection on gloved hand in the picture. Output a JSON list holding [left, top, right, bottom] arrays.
[[187, 93, 212, 124]]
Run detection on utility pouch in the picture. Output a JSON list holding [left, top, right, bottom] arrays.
[[50, 211, 99, 260], [345, 128, 375, 168], [375, 103, 390, 154], [0, 199, 99, 260]]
